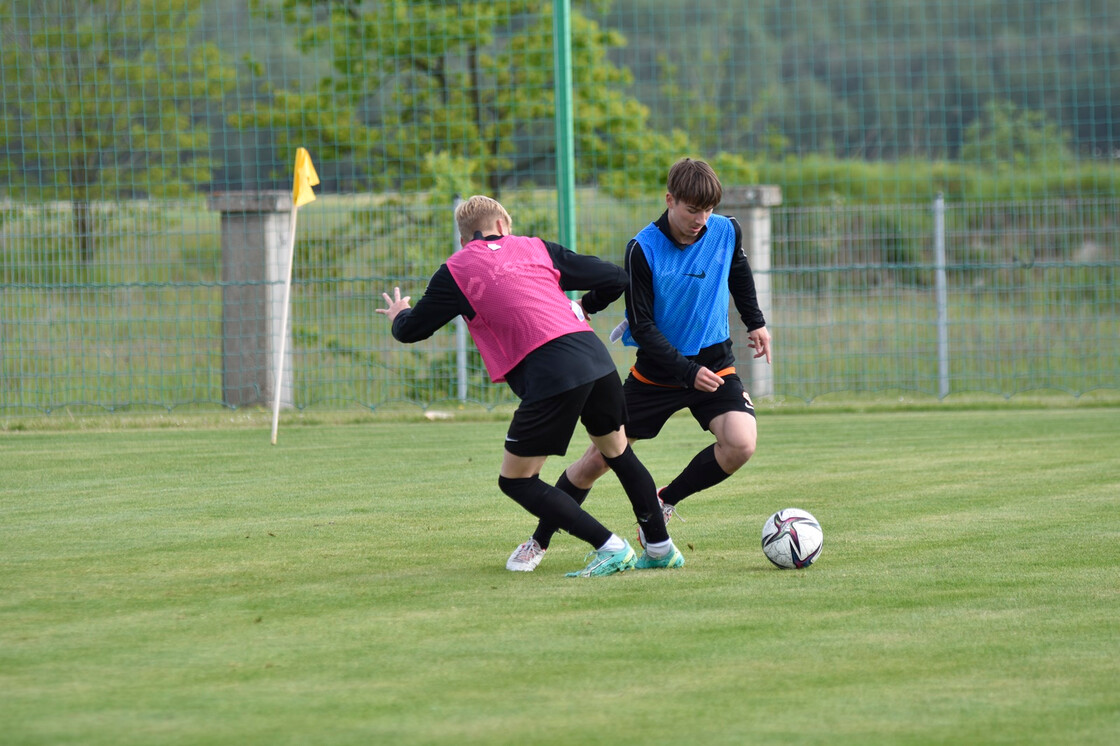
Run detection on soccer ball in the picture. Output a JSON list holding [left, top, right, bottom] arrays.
[[761, 508, 823, 569]]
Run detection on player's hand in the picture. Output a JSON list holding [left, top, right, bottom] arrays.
[[748, 327, 772, 364], [376, 286, 411, 322], [693, 366, 724, 392]]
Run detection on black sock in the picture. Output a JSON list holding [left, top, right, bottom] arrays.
[[499, 475, 609, 549], [532, 471, 590, 549], [660, 444, 730, 505], [602, 446, 669, 545]]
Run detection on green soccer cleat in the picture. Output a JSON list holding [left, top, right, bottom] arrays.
[[565, 541, 637, 577], [634, 547, 685, 570]]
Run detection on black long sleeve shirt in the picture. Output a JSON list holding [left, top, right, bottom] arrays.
[[391, 237, 628, 402], [624, 212, 767, 388]]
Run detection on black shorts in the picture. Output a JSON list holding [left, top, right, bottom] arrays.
[[504, 371, 628, 457], [623, 372, 755, 440]]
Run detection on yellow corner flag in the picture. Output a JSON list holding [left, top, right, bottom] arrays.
[[292, 147, 319, 207]]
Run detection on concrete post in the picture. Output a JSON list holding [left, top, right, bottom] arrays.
[[207, 191, 294, 409], [721, 185, 782, 401]]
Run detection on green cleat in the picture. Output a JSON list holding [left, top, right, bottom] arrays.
[[565, 541, 637, 577], [634, 547, 685, 570]]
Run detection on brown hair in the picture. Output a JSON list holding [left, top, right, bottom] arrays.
[[666, 158, 722, 210], [454, 195, 512, 241]]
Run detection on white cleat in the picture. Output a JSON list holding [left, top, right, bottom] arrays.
[[506, 538, 546, 572]]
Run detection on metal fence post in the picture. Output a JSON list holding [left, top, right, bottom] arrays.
[[934, 193, 950, 399], [207, 191, 294, 409], [452, 196, 468, 402], [722, 185, 782, 400]]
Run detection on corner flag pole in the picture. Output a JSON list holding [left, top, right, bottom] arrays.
[[271, 148, 319, 445]]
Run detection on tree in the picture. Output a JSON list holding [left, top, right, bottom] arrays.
[[961, 101, 1072, 167], [0, 0, 236, 262], [239, 0, 692, 196]]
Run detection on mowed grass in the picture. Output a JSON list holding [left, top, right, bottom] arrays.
[[1, 409, 1118, 745]]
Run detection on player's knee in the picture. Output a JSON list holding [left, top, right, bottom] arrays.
[[498, 474, 527, 499], [720, 440, 755, 471], [738, 440, 756, 465]]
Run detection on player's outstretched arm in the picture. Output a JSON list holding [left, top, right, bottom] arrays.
[[379, 266, 467, 343], [376, 286, 411, 322]]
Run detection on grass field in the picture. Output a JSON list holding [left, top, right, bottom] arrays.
[[2, 408, 1118, 745]]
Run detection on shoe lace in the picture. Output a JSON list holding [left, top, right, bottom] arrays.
[[576, 549, 599, 569], [635, 497, 683, 549], [514, 539, 541, 561]]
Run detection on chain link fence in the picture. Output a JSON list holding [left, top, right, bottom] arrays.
[[2, 194, 1116, 414]]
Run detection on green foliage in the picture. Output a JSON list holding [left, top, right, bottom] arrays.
[[756, 155, 1120, 206], [961, 100, 1073, 166], [0, 200, 212, 286], [240, 0, 702, 197], [0, 0, 237, 259], [0, 0, 236, 199], [423, 151, 479, 205], [5, 0, 1119, 208], [615, 0, 1120, 163], [407, 343, 506, 407]]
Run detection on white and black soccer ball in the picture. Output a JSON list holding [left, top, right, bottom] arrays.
[[761, 508, 823, 569]]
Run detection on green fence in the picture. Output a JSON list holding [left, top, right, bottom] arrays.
[[2, 1, 1118, 415], [771, 198, 1120, 401], [2, 194, 1116, 414]]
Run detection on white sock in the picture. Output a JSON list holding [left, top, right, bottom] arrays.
[[645, 538, 674, 559], [597, 534, 626, 553]]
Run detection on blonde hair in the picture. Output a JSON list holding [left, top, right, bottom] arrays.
[[454, 195, 512, 241]]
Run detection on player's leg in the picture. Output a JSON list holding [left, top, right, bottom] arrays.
[[710, 409, 757, 473], [498, 451, 610, 548], [582, 371, 663, 543], [509, 371, 667, 566], [519, 374, 651, 555], [583, 373, 682, 568], [659, 375, 757, 508], [588, 428, 666, 541], [526, 442, 609, 551], [500, 383, 635, 576], [507, 454, 595, 571], [563, 443, 612, 491], [586, 427, 684, 569]]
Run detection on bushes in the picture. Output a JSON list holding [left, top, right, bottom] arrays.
[[754, 155, 1120, 206]]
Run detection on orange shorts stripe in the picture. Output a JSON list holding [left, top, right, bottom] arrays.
[[629, 366, 737, 388]]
